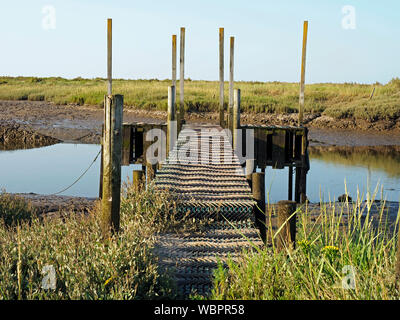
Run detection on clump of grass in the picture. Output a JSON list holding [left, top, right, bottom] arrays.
[[210, 190, 400, 300], [0, 192, 36, 227], [0, 182, 178, 300]]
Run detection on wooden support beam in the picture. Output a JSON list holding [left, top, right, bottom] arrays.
[[298, 21, 308, 126], [300, 133, 308, 203], [121, 124, 132, 166], [172, 34, 177, 96], [101, 94, 123, 237], [228, 36, 234, 133], [246, 159, 255, 190], [219, 27, 225, 127], [252, 172, 266, 243], [233, 89, 241, 151], [179, 27, 185, 133], [99, 124, 104, 199], [288, 166, 293, 201], [272, 129, 286, 169], [167, 86, 176, 156], [276, 200, 297, 252], [256, 128, 268, 168], [107, 18, 112, 95]]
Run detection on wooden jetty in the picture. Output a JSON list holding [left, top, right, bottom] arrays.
[[99, 21, 310, 296]]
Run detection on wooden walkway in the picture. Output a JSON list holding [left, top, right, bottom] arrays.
[[153, 123, 263, 297]]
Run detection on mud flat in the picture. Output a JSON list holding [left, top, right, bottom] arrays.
[[10, 193, 97, 218], [0, 123, 60, 150], [2, 100, 400, 148]]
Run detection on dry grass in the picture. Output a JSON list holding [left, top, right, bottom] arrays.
[[1, 76, 400, 121], [0, 182, 179, 300], [210, 189, 400, 300]]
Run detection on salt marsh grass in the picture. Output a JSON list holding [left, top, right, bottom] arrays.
[[210, 184, 400, 300], [1, 76, 400, 121]]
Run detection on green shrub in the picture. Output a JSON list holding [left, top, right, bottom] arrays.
[[0, 193, 35, 227]]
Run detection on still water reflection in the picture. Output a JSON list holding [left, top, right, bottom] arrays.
[[0, 143, 399, 202]]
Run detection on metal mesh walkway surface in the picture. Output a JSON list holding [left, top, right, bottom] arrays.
[[154, 124, 255, 221], [153, 124, 263, 298]]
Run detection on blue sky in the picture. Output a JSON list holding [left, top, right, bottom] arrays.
[[1, 0, 400, 84]]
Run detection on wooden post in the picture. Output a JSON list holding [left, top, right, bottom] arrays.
[[101, 94, 123, 237], [167, 86, 176, 156], [300, 133, 308, 203], [252, 172, 266, 243], [276, 200, 297, 252], [107, 18, 112, 95], [121, 124, 132, 166], [295, 166, 301, 203], [228, 36, 234, 133], [298, 21, 308, 126], [233, 89, 240, 151], [99, 124, 104, 199], [133, 168, 144, 191], [172, 34, 177, 100], [179, 27, 185, 133], [246, 159, 255, 190], [288, 165, 293, 201], [219, 28, 225, 127]]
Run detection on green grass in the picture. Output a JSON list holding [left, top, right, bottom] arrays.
[[209, 189, 400, 300], [0, 182, 178, 300], [1, 178, 400, 299], [1, 76, 400, 121]]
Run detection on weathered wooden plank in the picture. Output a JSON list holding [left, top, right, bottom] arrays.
[[272, 129, 286, 169], [121, 124, 132, 166], [101, 94, 123, 237]]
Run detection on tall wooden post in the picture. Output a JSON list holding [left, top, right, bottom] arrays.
[[172, 34, 177, 100], [298, 21, 308, 126], [107, 19, 112, 95], [276, 200, 297, 252], [167, 86, 176, 156], [288, 165, 293, 201], [300, 133, 307, 203], [101, 94, 123, 237], [233, 89, 240, 151], [179, 27, 185, 133], [228, 36, 234, 133], [219, 28, 225, 127], [252, 172, 266, 243], [99, 124, 104, 199]]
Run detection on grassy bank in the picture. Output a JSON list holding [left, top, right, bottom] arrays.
[[1, 179, 400, 299], [0, 182, 177, 300], [1, 76, 400, 121], [210, 196, 400, 300]]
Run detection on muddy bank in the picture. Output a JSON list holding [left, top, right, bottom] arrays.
[[2, 100, 400, 148], [0, 123, 60, 150], [11, 193, 97, 218]]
